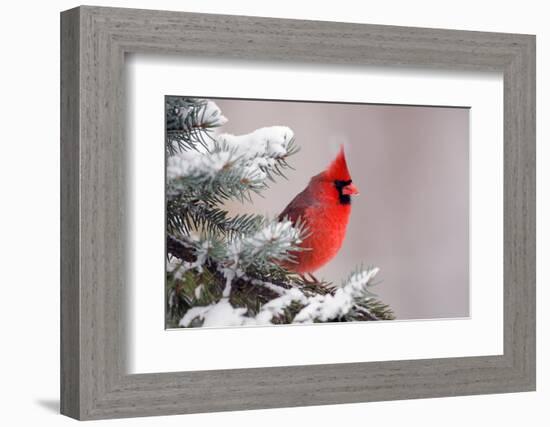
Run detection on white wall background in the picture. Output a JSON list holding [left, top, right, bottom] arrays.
[[0, 0, 546, 426]]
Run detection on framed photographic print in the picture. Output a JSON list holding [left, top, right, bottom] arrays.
[[163, 96, 469, 329], [61, 6, 536, 420]]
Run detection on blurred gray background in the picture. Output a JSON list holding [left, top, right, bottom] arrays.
[[214, 98, 469, 320]]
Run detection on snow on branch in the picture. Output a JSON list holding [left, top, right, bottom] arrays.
[[292, 268, 379, 323], [199, 100, 229, 128], [167, 218, 308, 299], [217, 126, 296, 182], [180, 299, 248, 328], [226, 219, 306, 269], [167, 149, 234, 181], [179, 287, 307, 328], [166, 102, 299, 240], [177, 267, 382, 328], [221, 218, 306, 297], [167, 126, 297, 200]]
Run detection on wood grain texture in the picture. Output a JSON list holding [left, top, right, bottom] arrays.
[[60, 5, 536, 420], [60, 7, 80, 419]]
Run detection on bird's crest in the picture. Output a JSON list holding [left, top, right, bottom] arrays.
[[325, 146, 352, 181]]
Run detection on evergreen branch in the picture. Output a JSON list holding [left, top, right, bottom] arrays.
[[167, 199, 265, 238], [166, 97, 227, 155], [166, 235, 196, 262], [166, 126, 298, 206], [166, 125, 300, 244]]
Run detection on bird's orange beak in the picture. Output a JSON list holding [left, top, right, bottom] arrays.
[[342, 182, 359, 196]]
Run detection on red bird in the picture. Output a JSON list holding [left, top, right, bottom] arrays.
[[278, 146, 359, 281]]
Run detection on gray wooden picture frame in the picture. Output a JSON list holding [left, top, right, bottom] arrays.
[[60, 5, 536, 420]]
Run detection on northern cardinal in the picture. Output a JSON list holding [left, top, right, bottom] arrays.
[[278, 146, 359, 281]]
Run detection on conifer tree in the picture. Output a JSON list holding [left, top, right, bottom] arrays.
[[165, 96, 395, 328]]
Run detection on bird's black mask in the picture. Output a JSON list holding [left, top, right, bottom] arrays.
[[334, 179, 353, 205]]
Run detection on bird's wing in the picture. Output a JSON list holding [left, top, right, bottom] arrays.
[[278, 188, 318, 225]]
